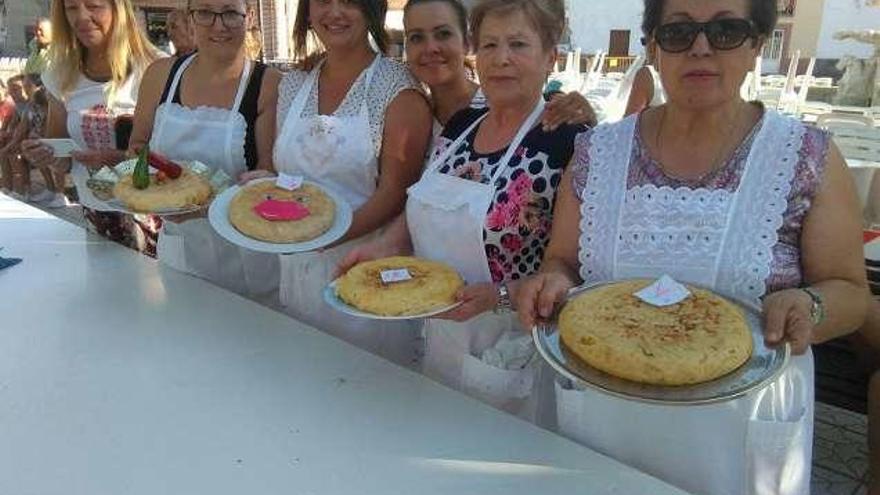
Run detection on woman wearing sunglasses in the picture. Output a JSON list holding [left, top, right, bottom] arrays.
[[515, 1, 867, 493], [127, 0, 282, 303]]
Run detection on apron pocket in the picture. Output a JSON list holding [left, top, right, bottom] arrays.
[[555, 378, 589, 439], [461, 353, 536, 417], [157, 226, 187, 273], [746, 411, 809, 495]]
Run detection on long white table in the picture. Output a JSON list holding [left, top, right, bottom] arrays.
[[0, 194, 687, 494]]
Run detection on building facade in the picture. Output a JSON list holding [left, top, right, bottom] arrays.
[[2, 0, 49, 56]]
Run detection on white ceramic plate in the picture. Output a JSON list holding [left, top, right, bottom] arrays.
[[322, 280, 463, 320], [208, 178, 353, 254], [533, 281, 790, 406], [92, 158, 226, 216]]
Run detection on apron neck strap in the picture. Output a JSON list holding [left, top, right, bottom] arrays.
[[490, 97, 545, 183], [165, 54, 253, 114], [427, 96, 546, 179], [166, 53, 197, 101], [291, 53, 381, 118], [230, 58, 253, 113]]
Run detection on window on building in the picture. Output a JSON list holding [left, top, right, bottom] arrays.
[[608, 29, 630, 57], [777, 0, 796, 16], [762, 29, 785, 61]]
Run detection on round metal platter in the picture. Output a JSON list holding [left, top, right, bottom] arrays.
[[533, 282, 791, 405]]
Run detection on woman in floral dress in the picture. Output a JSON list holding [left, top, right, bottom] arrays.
[[338, 0, 587, 425]]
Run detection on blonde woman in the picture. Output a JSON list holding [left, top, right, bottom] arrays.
[[21, 0, 162, 254], [127, 0, 281, 303]]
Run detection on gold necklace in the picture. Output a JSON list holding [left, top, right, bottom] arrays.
[[654, 105, 745, 184]]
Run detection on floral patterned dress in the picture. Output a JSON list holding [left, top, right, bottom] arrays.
[[431, 107, 585, 282]]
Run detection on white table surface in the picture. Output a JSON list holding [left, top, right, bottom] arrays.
[[0, 194, 687, 495]]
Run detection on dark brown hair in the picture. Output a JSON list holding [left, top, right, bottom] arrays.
[[292, 0, 390, 63], [641, 0, 777, 38], [404, 0, 468, 42], [469, 0, 565, 51]]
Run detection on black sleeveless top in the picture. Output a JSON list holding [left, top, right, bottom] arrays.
[[158, 53, 266, 170]]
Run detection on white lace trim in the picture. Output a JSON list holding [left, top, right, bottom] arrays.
[[715, 112, 804, 306], [577, 116, 636, 283], [576, 111, 803, 307], [153, 102, 248, 171], [616, 185, 733, 275]]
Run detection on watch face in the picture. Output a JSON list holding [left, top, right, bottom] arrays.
[[809, 303, 821, 325]]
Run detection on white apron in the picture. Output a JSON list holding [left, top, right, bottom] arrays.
[[60, 74, 138, 211], [151, 55, 279, 304], [406, 99, 555, 425], [560, 112, 813, 495], [274, 56, 421, 368]]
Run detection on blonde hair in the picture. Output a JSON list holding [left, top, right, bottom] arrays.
[[48, 0, 160, 104]]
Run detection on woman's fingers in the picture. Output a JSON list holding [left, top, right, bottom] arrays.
[[762, 289, 815, 354]]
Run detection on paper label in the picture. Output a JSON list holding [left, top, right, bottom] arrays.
[[380, 269, 412, 284], [276, 173, 304, 191], [634, 275, 691, 307]]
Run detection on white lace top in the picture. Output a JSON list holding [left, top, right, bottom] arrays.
[[276, 57, 420, 156]]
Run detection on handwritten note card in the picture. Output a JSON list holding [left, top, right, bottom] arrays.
[[276, 173, 304, 191], [634, 275, 691, 307], [381, 269, 413, 284]]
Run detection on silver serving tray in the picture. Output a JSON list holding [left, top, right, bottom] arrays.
[[533, 282, 790, 405]]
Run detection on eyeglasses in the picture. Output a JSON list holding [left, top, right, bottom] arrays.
[[189, 9, 246, 29], [653, 19, 756, 53]]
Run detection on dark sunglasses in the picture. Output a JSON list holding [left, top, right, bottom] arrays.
[[653, 18, 757, 53]]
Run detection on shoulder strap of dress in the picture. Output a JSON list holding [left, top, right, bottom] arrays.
[[362, 54, 382, 88]]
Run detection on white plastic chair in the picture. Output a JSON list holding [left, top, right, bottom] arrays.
[[817, 113, 875, 128]]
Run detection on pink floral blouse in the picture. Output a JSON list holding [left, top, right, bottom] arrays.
[[432, 107, 585, 283], [571, 113, 830, 292]]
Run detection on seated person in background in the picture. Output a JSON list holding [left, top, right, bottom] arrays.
[[22, 75, 67, 208], [0, 75, 31, 199], [623, 57, 666, 116]]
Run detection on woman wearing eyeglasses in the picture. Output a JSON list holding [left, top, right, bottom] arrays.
[[515, 1, 867, 494], [128, 0, 282, 303]]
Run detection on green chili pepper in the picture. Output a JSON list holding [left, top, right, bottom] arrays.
[[132, 144, 151, 190]]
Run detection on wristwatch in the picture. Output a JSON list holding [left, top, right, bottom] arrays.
[[494, 283, 512, 314], [801, 287, 826, 326]]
